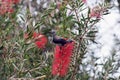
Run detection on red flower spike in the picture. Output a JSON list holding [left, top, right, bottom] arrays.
[[52, 42, 74, 77], [34, 35, 48, 49], [89, 6, 103, 18], [33, 32, 47, 49], [7, 8, 14, 13], [0, 0, 19, 15], [89, 10, 101, 18], [24, 32, 48, 49], [33, 32, 39, 38]]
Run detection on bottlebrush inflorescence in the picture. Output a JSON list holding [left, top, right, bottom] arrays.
[[24, 32, 48, 49], [52, 42, 74, 77], [0, 0, 19, 15]]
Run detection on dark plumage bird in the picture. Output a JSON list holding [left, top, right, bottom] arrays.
[[51, 31, 73, 46]]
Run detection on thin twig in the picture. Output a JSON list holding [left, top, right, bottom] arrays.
[[71, 21, 98, 80]]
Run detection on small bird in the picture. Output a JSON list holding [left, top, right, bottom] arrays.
[[51, 30, 73, 46]]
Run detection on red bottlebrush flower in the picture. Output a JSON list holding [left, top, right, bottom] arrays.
[[52, 42, 74, 77], [0, 0, 19, 15], [24, 32, 47, 49], [89, 6, 103, 18], [89, 10, 101, 18], [34, 34, 48, 49], [33, 32, 39, 38], [7, 8, 14, 13]]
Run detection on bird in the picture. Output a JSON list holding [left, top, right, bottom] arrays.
[[51, 30, 73, 46]]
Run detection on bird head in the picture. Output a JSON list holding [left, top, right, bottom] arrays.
[[50, 30, 57, 36]]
